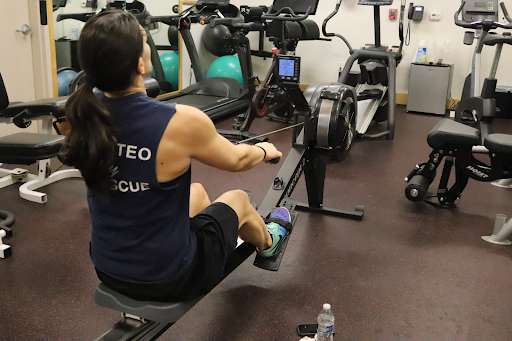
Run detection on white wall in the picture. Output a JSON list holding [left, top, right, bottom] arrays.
[[54, 0, 512, 100], [53, 0, 178, 57], [183, 0, 512, 100]]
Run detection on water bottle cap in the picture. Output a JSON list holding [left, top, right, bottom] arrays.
[[323, 303, 331, 310]]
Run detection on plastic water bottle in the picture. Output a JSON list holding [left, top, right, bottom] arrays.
[[316, 303, 335, 341], [71, 24, 79, 40], [416, 39, 427, 63]]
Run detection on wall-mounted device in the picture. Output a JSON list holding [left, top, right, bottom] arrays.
[[430, 11, 441, 21], [389, 8, 398, 20], [408, 3, 424, 21]]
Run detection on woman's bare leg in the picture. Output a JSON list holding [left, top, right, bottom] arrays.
[[213, 190, 272, 251], [189, 183, 211, 217]]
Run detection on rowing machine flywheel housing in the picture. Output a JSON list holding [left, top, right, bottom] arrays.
[[305, 83, 357, 163]]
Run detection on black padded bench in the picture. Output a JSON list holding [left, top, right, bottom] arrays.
[[0, 130, 82, 203], [0, 73, 82, 203], [427, 118, 481, 150], [484, 133, 512, 154], [0, 132, 65, 164], [427, 118, 512, 156]]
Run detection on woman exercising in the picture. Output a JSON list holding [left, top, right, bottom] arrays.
[[61, 10, 290, 302]]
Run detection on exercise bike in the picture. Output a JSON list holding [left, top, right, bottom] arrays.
[[404, 0, 512, 208], [229, 0, 323, 134], [455, 0, 512, 145]]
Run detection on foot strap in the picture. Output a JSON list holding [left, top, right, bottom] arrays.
[[264, 217, 292, 231]]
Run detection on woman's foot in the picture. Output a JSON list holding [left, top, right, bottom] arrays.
[[257, 207, 291, 258]]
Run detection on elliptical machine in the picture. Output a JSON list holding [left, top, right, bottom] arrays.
[[315, 0, 405, 140]]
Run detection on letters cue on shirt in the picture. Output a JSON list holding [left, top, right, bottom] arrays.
[[112, 143, 152, 193]]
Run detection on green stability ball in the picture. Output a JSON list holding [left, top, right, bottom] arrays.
[[206, 55, 244, 86], [153, 52, 179, 91]]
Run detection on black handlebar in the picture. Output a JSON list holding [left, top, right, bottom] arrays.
[[150, 3, 243, 28], [56, 13, 95, 22], [261, 6, 313, 21], [322, 1, 341, 38], [454, 1, 512, 30], [501, 2, 512, 23]]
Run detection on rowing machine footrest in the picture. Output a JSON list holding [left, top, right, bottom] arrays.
[[253, 197, 297, 271]]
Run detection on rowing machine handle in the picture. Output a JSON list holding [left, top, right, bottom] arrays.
[[267, 157, 280, 164]]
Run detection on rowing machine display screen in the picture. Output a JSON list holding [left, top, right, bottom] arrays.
[[277, 55, 300, 82]]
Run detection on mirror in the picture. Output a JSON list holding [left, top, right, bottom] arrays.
[[52, 0, 181, 96]]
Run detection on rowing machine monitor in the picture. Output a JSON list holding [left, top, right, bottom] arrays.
[[277, 55, 301, 83]]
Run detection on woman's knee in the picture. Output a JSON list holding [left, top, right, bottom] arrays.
[[214, 190, 252, 218]]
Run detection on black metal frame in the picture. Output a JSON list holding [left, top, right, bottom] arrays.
[[405, 141, 512, 208]]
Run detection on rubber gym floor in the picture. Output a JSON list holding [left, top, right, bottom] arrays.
[[1, 105, 512, 341]]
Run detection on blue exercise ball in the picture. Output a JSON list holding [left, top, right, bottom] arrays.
[[152, 52, 179, 91], [206, 55, 244, 86], [57, 68, 78, 96]]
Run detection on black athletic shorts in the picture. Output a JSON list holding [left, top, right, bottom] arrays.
[[95, 202, 239, 302]]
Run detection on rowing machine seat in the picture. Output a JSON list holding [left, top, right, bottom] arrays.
[[94, 283, 203, 324]]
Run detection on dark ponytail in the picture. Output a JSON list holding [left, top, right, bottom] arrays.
[[60, 10, 144, 195], [60, 82, 117, 194]]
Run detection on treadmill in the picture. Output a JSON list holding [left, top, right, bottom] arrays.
[[150, 0, 258, 121]]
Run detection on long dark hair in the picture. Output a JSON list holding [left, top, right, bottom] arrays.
[[60, 10, 144, 194]]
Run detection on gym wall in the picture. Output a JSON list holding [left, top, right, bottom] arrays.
[[47, 0, 512, 103], [53, 0, 177, 58], [183, 0, 512, 103]]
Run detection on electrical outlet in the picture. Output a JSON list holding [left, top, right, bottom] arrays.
[[81, 1, 87, 8]]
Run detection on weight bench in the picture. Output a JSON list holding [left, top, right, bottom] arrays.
[[0, 73, 82, 203], [426, 118, 481, 150], [405, 118, 512, 207], [0, 132, 81, 203]]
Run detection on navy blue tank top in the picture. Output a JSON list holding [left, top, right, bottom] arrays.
[[88, 92, 196, 284]]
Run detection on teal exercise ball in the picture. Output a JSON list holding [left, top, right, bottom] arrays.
[[206, 55, 243, 86], [152, 52, 179, 91], [57, 68, 78, 96]]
